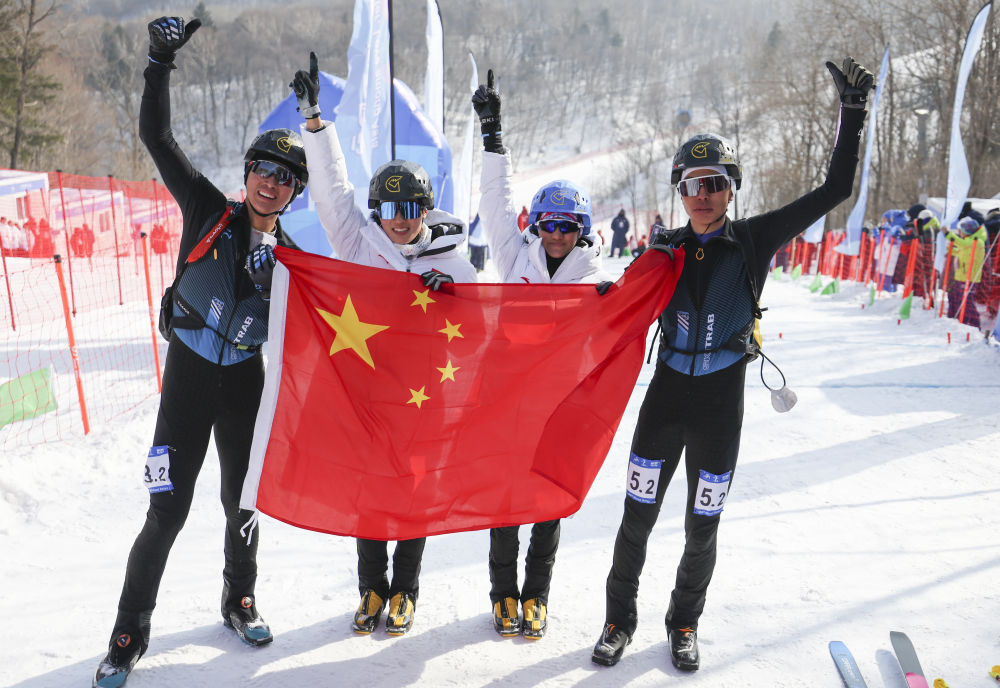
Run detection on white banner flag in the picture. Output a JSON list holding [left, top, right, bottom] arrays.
[[424, 0, 444, 136], [335, 0, 393, 210], [452, 53, 478, 227], [943, 2, 992, 227], [839, 47, 891, 256]]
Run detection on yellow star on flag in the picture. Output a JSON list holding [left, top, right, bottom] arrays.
[[438, 319, 464, 342], [436, 360, 460, 382], [316, 295, 389, 369], [407, 386, 430, 408], [410, 288, 436, 313]]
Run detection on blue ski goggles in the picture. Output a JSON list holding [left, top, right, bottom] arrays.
[[249, 159, 297, 187], [677, 174, 731, 197], [378, 200, 424, 220], [537, 219, 583, 234]]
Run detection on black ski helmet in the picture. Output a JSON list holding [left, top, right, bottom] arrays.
[[244, 129, 308, 199], [368, 160, 435, 210], [671, 133, 742, 190]]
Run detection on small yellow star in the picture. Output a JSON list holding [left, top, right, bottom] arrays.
[[438, 319, 464, 342], [436, 360, 460, 382], [410, 288, 436, 313], [316, 295, 389, 369], [407, 386, 430, 408]]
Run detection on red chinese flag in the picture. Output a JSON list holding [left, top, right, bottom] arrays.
[[241, 246, 684, 540]]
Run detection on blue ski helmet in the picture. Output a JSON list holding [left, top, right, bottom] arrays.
[[528, 180, 592, 234]]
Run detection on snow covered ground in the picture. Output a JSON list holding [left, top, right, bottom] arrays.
[[3, 259, 999, 688]]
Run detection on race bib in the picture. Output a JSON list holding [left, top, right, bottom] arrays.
[[626, 453, 661, 504], [144, 445, 174, 494], [693, 469, 731, 516]]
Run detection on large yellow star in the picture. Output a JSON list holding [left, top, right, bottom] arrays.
[[407, 386, 430, 408], [410, 289, 436, 313], [316, 295, 389, 369], [438, 319, 464, 342], [436, 360, 460, 382]]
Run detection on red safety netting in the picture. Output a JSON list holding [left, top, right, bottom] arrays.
[[1, 171, 181, 449]]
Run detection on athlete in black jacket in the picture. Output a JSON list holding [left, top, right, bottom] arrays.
[[592, 56, 875, 672], [94, 17, 306, 687]]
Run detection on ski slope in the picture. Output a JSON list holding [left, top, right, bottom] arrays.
[[3, 260, 999, 688]]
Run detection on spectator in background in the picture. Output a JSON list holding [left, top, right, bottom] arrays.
[[34, 217, 54, 258], [649, 213, 666, 245], [945, 215, 988, 327], [517, 205, 529, 231], [468, 213, 488, 271], [610, 208, 629, 258], [983, 208, 999, 242], [150, 223, 170, 255]]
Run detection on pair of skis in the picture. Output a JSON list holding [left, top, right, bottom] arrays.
[[829, 631, 933, 688]]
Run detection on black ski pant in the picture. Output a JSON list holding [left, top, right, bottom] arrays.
[[605, 361, 745, 637], [488, 519, 560, 605], [113, 340, 264, 639], [357, 537, 427, 600]]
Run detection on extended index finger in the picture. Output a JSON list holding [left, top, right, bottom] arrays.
[[487, 69, 495, 90], [310, 51, 318, 80]]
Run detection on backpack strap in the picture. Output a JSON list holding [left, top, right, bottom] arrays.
[[184, 203, 238, 264]]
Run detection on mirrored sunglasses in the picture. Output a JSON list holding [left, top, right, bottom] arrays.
[[251, 159, 297, 187], [378, 200, 423, 220], [537, 219, 582, 234], [677, 174, 731, 197]]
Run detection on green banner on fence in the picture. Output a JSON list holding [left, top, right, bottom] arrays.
[[0, 368, 58, 429], [899, 294, 913, 320]]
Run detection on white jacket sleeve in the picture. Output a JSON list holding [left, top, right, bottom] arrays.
[[478, 150, 527, 281], [300, 121, 371, 261]]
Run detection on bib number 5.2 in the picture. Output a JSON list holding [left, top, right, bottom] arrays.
[[693, 469, 731, 516], [626, 453, 662, 504]]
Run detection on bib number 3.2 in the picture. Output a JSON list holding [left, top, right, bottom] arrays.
[[144, 445, 174, 494], [626, 453, 662, 504], [693, 469, 731, 516]]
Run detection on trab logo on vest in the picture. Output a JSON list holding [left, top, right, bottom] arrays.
[[692, 142, 710, 159], [385, 175, 402, 193], [276, 136, 294, 153]]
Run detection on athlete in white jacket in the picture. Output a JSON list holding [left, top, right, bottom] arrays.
[[291, 54, 477, 639], [473, 69, 608, 642]]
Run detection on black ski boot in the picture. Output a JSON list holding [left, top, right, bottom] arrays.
[[93, 611, 151, 688], [591, 622, 631, 666], [667, 625, 700, 671], [352, 588, 386, 634], [222, 585, 272, 646], [385, 591, 416, 636]]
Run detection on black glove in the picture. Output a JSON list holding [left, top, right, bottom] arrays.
[[472, 69, 504, 154], [147, 16, 201, 68], [595, 281, 614, 295], [825, 56, 874, 110], [290, 51, 321, 120], [245, 244, 276, 299], [421, 270, 454, 291]]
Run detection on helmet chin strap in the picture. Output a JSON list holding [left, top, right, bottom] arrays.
[[247, 199, 281, 218]]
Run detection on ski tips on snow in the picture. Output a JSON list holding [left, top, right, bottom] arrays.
[[890, 630, 930, 688], [828, 641, 869, 688], [830, 632, 951, 688]]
